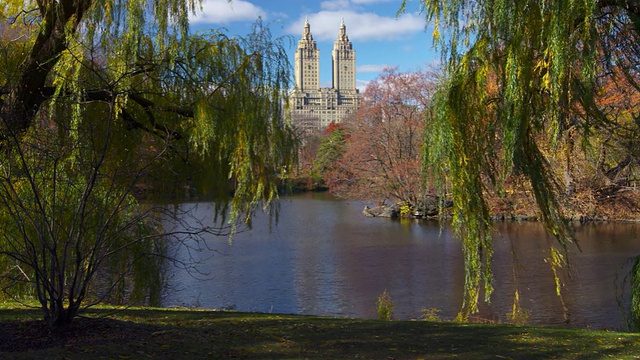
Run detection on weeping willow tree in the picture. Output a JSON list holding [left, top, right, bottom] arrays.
[[400, 0, 640, 321], [0, 0, 295, 329]]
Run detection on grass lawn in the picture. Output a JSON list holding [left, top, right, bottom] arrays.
[[1, 304, 639, 359]]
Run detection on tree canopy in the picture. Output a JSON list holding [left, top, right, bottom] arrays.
[[324, 67, 438, 206], [401, 0, 640, 320], [0, 0, 296, 328]]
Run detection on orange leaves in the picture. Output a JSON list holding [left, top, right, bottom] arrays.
[[322, 68, 438, 204]]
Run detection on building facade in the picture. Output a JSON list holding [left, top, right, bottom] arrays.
[[290, 19, 362, 131]]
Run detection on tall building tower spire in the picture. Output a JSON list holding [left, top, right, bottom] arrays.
[[294, 17, 320, 91], [332, 19, 356, 91], [290, 20, 361, 132]]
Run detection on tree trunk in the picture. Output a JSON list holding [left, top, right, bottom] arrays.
[[1, 0, 92, 134], [45, 301, 81, 329]]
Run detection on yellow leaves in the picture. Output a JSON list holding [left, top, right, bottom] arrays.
[[189, 100, 214, 155], [1, 1, 37, 21], [507, 290, 530, 326], [50, 13, 85, 124], [432, 18, 440, 42], [534, 55, 551, 92], [113, 93, 128, 125], [104, 0, 112, 20], [544, 247, 566, 297]]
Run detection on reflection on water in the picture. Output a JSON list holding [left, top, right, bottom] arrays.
[[162, 192, 640, 330]]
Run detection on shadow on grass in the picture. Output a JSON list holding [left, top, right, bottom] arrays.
[[1, 308, 639, 359]]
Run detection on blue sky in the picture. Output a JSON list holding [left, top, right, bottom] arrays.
[[188, 0, 438, 90]]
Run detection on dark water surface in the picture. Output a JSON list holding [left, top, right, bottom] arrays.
[[162, 192, 640, 330]]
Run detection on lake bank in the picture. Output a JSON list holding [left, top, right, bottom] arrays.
[[283, 177, 640, 222]]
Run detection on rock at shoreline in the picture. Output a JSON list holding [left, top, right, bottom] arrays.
[[363, 204, 400, 218], [363, 196, 453, 219]]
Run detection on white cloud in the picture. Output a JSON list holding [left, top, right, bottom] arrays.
[[287, 11, 423, 42], [321, 0, 395, 10], [190, 0, 266, 25], [351, 0, 395, 4], [356, 79, 370, 91], [357, 64, 391, 73], [320, 0, 351, 11]]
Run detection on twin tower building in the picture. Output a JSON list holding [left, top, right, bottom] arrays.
[[290, 19, 362, 131]]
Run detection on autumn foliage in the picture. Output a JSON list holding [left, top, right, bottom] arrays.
[[322, 68, 439, 205]]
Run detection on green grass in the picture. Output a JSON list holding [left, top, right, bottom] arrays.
[[1, 304, 639, 359]]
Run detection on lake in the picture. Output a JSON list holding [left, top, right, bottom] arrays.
[[162, 192, 640, 330]]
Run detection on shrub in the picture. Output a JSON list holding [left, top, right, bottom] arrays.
[[376, 290, 394, 321], [419, 307, 442, 322]]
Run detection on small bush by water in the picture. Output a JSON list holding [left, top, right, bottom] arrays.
[[376, 290, 394, 320], [420, 307, 443, 322], [506, 290, 531, 326]]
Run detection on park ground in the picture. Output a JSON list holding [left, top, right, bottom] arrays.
[[1, 304, 640, 359]]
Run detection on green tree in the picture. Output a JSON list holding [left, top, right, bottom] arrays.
[[401, 0, 640, 321], [312, 122, 347, 181], [0, 1, 295, 329]]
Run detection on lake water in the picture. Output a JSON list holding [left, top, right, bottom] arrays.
[[162, 192, 640, 330]]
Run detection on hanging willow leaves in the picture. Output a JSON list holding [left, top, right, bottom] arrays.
[[0, 0, 295, 329], [404, 0, 640, 319]]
